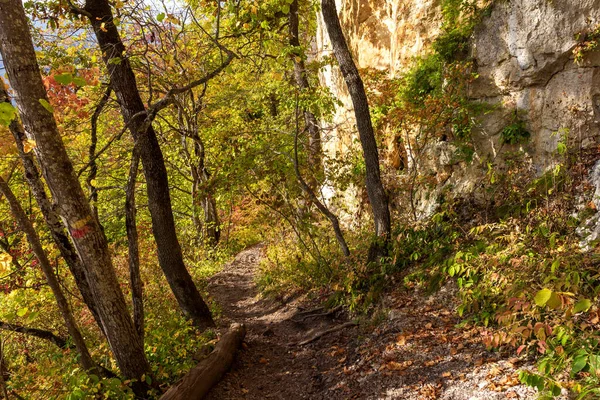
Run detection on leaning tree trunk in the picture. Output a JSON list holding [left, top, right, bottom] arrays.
[[289, 0, 323, 181], [83, 0, 214, 330], [321, 0, 391, 261], [0, 177, 97, 373], [0, 0, 150, 385], [0, 85, 105, 337]]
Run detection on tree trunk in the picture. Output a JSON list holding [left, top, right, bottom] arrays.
[[294, 103, 350, 257], [125, 150, 144, 342], [159, 323, 246, 400], [195, 141, 220, 247], [289, 0, 323, 181], [0, 86, 105, 337], [83, 0, 214, 330], [0, 0, 150, 385], [87, 86, 112, 229], [321, 0, 391, 261], [0, 177, 97, 373]]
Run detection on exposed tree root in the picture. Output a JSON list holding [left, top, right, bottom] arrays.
[[290, 305, 342, 322], [297, 321, 358, 346]]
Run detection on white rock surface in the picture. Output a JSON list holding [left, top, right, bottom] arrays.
[[316, 0, 600, 220]]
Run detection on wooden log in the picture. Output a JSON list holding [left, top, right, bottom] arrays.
[[160, 323, 246, 400]]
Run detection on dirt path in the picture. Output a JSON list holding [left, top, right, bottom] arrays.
[[205, 245, 546, 399]]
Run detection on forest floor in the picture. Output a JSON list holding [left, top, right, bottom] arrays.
[[204, 244, 547, 400]]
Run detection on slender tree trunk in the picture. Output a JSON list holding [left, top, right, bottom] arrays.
[[289, 0, 323, 180], [187, 141, 220, 246], [293, 106, 350, 257], [87, 86, 112, 228], [195, 141, 220, 246], [0, 177, 97, 373], [321, 0, 391, 261], [83, 0, 214, 330], [0, 0, 150, 385], [125, 150, 144, 342], [0, 86, 105, 337]]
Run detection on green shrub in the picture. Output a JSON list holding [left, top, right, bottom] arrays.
[[401, 55, 444, 104], [432, 29, 470, 62], [500, 119, 530, 145]]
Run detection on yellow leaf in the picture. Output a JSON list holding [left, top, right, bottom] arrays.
[[100, 22, 107, 32], [0, 253, 12, 273], [23, 139, 36, 153]]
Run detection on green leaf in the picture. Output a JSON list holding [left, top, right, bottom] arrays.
[[546, 292, 561, 309], [54, 73, 73, 85], [108, 57, 122, 65], [534, 288, 552, 307], [0, 102, 16, 126], [16, 307, 28, 317], [156, 12, 165, 22], [573, 299, 592, 313], [39, 99, 54, 113], [550, 259, 560, 273], [572, 353, 588, 373], [72, 77, 87, 87]]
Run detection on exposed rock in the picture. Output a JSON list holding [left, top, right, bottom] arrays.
[[316, 0, 600, 218]]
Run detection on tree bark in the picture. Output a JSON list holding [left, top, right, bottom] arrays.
[[125, 150, 144, 342], [321, 0, 391, 261], [289, 0, 323, 181], [0, 177, 97, 372], [0, 86, 105, 337], [82, 0, 214, 330], [159, 323, 246, 400], [0, 0, 150, 385]]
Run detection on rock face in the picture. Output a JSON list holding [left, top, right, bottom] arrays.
[[317, 0, 600, 219]]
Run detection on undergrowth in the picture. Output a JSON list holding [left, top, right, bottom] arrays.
[[255, 1, 600, 398]]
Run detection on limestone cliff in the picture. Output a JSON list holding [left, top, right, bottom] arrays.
[[316, 0, 600, 221]]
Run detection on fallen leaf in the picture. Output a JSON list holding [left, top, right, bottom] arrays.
[[396, 334, 407, 346]]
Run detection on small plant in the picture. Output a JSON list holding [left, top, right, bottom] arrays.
[[432, 29, 470, 62], [574, 24, 600, 64], [401, 55, 444, 104], [500, 118, 530, 145]]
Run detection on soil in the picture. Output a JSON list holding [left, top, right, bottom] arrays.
[[204, 244, 556, 399]]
